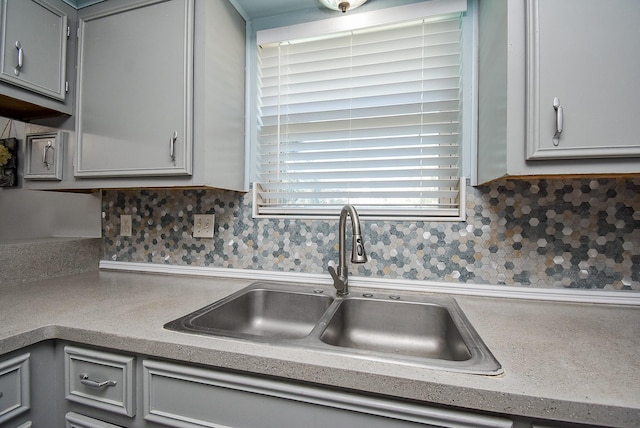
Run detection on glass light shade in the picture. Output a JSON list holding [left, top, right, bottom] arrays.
[[319, 0, 368, 13]]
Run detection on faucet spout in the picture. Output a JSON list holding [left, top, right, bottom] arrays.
[[328, 204, 367, 296]]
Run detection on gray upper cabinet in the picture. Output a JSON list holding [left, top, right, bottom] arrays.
[[75, 0, 193, 177], [0, 0, 67, 100], [0, 0, 73, 120], [477, 0, 640, 184], [526, 0, 640, 160], [56, 0, 246, 191]]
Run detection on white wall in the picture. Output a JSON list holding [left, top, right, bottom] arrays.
[[0, 118, 101, 240]]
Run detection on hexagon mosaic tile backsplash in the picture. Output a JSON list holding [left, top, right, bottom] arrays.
[[102, 177, 640, 291]]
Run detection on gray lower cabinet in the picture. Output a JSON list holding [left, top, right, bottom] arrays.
[[0, 342, 57, 428], [0, 0, 74, 120], [143, 359, 512, 428], [0, 341, 604, 428], [59, 346, 513, 428], [0, 352, 29, 426]]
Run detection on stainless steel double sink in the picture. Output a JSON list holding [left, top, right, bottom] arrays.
[[164, 281, 502, 375]]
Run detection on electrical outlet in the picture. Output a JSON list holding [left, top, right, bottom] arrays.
[[120, 214, 132, 237], [193, 214, 215, 238]]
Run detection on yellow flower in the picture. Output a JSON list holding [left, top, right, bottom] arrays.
[[0, 145, 11, 166]]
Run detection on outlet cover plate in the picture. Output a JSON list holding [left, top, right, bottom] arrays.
[[120, 215, 132, 237], [193, 214, 215, 238]]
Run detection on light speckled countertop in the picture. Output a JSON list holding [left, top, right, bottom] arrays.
[[1, 270, 638, 427]]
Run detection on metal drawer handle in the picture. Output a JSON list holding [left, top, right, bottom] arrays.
[[79, 373, 117, 388], [43, 141, 53, 170], [14, 41, 23, 76], [553, 97, 563, 146]]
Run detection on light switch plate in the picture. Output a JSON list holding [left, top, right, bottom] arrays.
[[193, 214, 215, 238]]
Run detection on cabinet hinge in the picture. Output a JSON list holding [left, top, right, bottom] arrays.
[[65, 81, 69, 92]]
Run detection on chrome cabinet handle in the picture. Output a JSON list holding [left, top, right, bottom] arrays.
[[169, 131, 177, 162], [14, 41, 23, 76], [42, 141, 53, 170], [553, 97, 563, 146], [79, 373, 117, 388]]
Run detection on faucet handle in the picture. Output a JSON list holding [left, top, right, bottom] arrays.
[[328, 264, 347, 294], [328, 264, 338, 281]]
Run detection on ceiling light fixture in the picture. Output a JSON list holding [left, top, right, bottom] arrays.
[[319, 0, 368, 13]]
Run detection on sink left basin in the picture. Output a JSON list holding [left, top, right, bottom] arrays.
[[164, 282, 334, 340]]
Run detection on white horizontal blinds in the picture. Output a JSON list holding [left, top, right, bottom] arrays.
[[256, 14, 463, 217]]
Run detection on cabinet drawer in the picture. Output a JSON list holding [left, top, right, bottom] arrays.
[[64, 346, 135, 417], [65, 412, 124, 428], [0, 353, 30, 424]]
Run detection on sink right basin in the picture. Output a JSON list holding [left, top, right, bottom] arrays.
[[319, 298, 472, 361]]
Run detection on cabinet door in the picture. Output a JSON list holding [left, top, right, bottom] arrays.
[[75, 0, 193, 177], [0, 0, 68, 101], [143, 359, 512, 428], [0, 353, 30, 424], [526, 0, 640, 160]]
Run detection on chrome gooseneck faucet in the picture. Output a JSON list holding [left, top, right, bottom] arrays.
[[328, 204, 368, 296]]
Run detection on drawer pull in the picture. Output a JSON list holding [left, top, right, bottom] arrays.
[[43, 141, 54, 170], [79, 373, 117, 388]]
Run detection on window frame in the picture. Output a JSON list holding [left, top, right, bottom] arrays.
[[248, 0, 477, 221]]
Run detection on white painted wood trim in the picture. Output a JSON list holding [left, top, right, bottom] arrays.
[[99, 261, 640, 306]]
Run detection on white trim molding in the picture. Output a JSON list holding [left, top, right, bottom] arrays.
[[99, 261, 640, 306]]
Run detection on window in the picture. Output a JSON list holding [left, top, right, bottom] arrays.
[[253, 1, 472, 220]]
